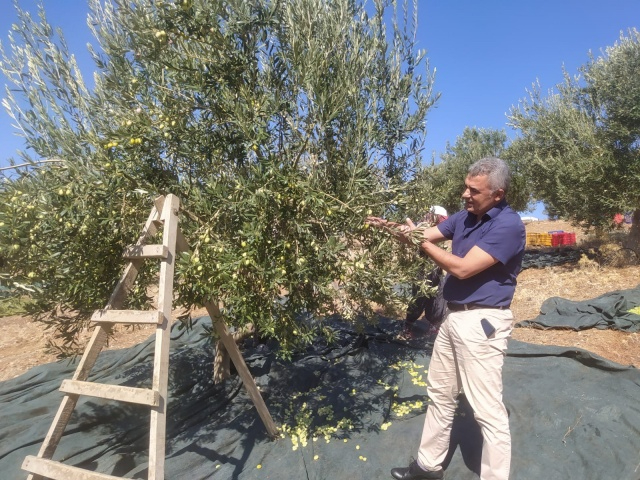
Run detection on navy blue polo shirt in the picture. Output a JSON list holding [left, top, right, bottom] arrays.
[[436, 200, 525, 307]]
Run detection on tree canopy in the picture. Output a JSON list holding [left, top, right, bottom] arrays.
[[0, 0, 438, 357], [508, 28, 640, 241]]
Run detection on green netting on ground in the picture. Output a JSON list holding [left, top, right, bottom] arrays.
[[1, 315, 639, 480], [516, 285, 640, 332]]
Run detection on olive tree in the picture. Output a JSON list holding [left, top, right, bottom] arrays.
[[0, 0, 437, 357], [508, 28, 640, 244]]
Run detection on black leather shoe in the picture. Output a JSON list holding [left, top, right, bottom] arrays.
[[390, 460, 444, 480]]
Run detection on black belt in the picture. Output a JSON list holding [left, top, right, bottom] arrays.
[[447, 302, 508, 311]]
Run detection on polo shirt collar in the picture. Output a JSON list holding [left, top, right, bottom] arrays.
[[482, 198, 508, 221], [465, 198, 508, 227]]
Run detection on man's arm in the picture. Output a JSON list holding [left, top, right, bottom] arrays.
[[365, 216, 447, 244], [407, 216, 498, 278], [419, 225, 447, 244], [419, 240, 498, 280], [365, 216, 497, 279]]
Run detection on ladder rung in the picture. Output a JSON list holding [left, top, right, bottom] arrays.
[[22, 455, 124, 480], [122, 244, 168, 259], [91, 309, 163, 325], [60, 380, 160, 407]]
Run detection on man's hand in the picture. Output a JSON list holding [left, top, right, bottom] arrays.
[[366, 216, 416, 246]]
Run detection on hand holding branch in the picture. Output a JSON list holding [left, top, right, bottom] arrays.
[[366, 216, 428, 247]]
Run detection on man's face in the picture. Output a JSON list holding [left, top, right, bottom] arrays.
[[461, 174, 504, 218]]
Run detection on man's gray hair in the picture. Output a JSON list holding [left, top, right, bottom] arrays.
[[468, 157, 511, 194]]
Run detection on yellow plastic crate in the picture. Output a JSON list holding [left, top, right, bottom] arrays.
[[526, 232, 553, 247], [538, 233, 552, 246], [526, 233, 538, 246]]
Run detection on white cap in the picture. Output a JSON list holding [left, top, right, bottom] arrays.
[[430, 205, 448, 217]]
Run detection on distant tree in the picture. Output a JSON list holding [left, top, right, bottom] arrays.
[[508, 29, 640, 245], [409, 127, 532, 219], [543, 204, 561, 221], [0, 0, 437, 357]]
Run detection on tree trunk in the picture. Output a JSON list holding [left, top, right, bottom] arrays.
[[212, 324, 255, 384], [213, 340, 231, 384], [624, 208, 640, 250]]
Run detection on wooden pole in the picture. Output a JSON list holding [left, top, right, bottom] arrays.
[[148, 194, 180, 480], [204, 301, 279, 438]]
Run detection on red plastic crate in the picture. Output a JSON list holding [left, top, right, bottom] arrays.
[[548, 232, 577, 246], [562, 233, 576, 246], [551, 232, 563, 246]]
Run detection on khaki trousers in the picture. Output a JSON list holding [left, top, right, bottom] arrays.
[[417, 308, 513, 480]]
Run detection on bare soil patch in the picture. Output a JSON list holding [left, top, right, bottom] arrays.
[[1, 220, 638, 381], [0, 305, 209, 382]]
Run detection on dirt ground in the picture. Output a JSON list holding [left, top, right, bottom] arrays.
[[1, 220, 639, 381]]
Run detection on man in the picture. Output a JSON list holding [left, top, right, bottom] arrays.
[[403, 263, 445, 338], [367, 157, 525, 480]]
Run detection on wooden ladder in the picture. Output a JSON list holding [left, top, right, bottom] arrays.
[[22, 194, 185, 480], [22, 193, 278, 480]]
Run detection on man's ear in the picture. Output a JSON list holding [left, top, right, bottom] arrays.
[[494, 189, 505, 201]]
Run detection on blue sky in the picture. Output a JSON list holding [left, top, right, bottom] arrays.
[[1, 0, 639, 218]]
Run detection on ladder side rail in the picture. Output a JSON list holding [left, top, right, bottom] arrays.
[[148, 194, 180, 480]]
